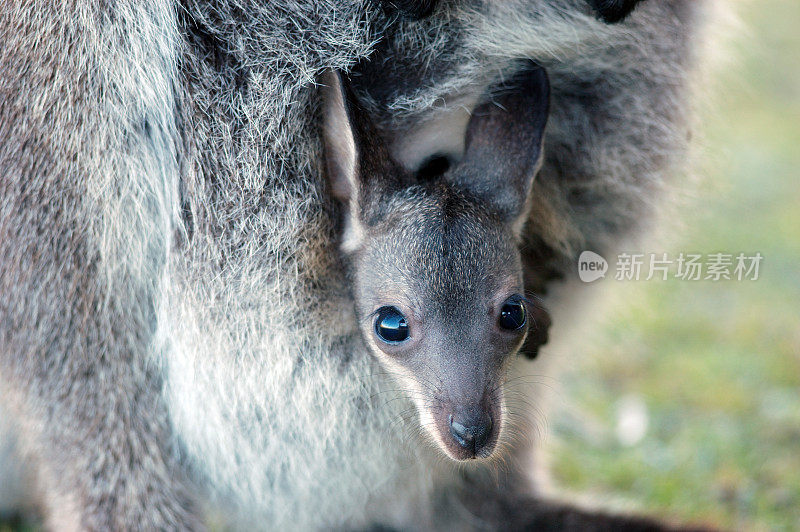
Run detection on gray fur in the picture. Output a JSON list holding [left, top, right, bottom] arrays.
[[0, 0, 710, 529]]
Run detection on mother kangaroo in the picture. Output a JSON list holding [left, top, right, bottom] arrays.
[[0, 0, 710, 529]]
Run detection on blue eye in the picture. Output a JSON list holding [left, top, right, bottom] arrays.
[[498, 299, 526, 331], [374, 306, 410, 343]]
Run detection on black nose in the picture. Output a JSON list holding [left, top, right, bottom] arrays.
[[448, 412, 492, 454]]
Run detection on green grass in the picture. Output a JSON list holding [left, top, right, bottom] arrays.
[[548, 3, 800, 530]]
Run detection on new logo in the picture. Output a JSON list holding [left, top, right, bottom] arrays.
[[578, 251, 608, 283]]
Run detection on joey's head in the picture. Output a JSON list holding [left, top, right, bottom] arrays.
[[322, 64, 550, 460]]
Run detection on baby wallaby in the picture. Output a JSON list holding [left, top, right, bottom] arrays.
[[322, 63, 551, 461]]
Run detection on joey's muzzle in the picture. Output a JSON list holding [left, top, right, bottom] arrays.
[[433, 393, 501, 461], [449, 410, 492, 454]]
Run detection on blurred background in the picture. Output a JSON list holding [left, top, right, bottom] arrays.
[[547, 2, 800, 530]]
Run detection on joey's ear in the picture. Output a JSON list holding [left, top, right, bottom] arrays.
[[322, 70, 405, 205], [321, 70, 402, 249], [322, 70, 359, 203], [450, 63, 549, 230]]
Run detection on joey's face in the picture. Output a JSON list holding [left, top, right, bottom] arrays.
[[349, 188, 530, 460], [322, 63, 550, 461]]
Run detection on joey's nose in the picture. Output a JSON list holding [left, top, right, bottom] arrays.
[[448, 412, 492, 455]]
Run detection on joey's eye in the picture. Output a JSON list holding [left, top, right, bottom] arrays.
[[374, 306, 410, 343], [498, 299, 526, 331]]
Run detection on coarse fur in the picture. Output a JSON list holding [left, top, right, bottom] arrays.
[[0, 0, 712, 530]]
